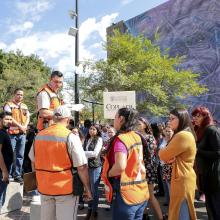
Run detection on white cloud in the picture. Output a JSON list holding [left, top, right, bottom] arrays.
[[89, 43, 102, 49], [6, 0, 53, 35], [8, 32, 69, 55], [24, 21, 34, 29], [5, 13, 118, 73], [121, 0, 135, 5], [96, 13, 119, 40], [0, 42, 7, 50], [80, 13, 118, 43], [15, 0, 53, 22], [9, 21, 34, 33]]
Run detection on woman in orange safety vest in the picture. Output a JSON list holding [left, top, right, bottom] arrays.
[[101, 108, 149, 220]]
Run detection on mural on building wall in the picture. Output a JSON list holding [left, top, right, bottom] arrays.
[[122, 0, 220, 121]]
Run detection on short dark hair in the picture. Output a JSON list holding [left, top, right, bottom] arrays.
[[14, 88, 23, 94], [0, 111, 12, 119], [50, 70, 63, 79], [84, 119, 92, 128], [170, 108, 196, 139]]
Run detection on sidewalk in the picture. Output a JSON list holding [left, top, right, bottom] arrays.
[[0, 185, 208, 220]]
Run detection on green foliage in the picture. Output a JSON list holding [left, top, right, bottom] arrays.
[[80, 31, 207, 116], [67, 74, 105, 122], [0, 50, 51, 116]]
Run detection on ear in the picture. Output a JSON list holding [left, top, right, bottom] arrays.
[[119, 115, 125, 124]]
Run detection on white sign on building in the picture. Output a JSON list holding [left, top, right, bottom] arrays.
[[103, 91, 136, 119]]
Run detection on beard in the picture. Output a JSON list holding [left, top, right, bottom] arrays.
[[3, 125, 10, 129]]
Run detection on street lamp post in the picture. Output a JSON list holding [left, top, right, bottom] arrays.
[[82, 99, 104, 123], [68, 0, 79, 126], [74, 0, 79, 126]]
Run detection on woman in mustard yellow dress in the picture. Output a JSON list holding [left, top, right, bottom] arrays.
[[159, 108, 197, 220]]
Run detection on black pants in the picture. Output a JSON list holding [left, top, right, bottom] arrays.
[[205, 190, 220, 220]]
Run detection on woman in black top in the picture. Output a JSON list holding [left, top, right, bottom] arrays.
[[192, 106, 220, 220], [83, 124, 103, 220]]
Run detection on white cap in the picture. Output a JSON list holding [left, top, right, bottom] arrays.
[[53, 105, 71, 119]]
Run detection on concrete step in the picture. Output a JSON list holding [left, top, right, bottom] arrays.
[[0, 181, 23, 215]]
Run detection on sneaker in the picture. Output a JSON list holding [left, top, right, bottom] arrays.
[[198, 194, 205, 202], [78, 203, 84, 210], [163, 214, 168, 220], [14, 176, 23, 183], [85, 210, 92, 220], [9, 176, 14, 181], [90, 211, 98, 220], [142, 213, 150, 220], [32, 195, 41, 203]]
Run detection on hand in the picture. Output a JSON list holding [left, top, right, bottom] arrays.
[[2, 170, 9, 183], [83, 189, 93, 202], [165, 157, 176, 164], [100, 149, 107, 157], [19, 125, 27, 133]]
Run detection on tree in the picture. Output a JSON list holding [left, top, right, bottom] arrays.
[[66, 76, 105, 123], [0, 50, 51, 117], [80, 31, 207, 116]]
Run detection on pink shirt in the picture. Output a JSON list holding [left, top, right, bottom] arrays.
[[108, 137, 127, 167]]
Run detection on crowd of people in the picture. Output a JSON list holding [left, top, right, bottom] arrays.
[[0, 70, 220, 220]]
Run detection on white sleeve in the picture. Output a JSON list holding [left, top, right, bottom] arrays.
[[67, 133, 87, 167], [26, 109, 30, 118], [28, 144, 35, 162], [84, 137, 103, 159], [37, 91, 51, 111], [3, 104, 11, 112]]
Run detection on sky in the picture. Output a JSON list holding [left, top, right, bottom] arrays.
[[0, 0, 168, 74]]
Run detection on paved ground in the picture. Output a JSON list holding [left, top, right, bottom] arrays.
[[0, 185, 208, 220]]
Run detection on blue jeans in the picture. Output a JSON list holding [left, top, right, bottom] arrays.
[[10, 134, 26, 177], [112, 179, 147, 220], [0, 173, 8, 211], [163, 180, 170, 204], [88, 166, 102, 212], [179, 200, 190, 220]]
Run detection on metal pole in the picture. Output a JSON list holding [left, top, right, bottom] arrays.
[[82, 100, 103, 123], [74, 0, 79, 126], [92, 103, 95, 123]]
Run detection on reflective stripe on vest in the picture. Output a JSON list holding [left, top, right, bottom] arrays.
[[102, 131, 149, 205], [36, 84, 62, 131], [120, 179, 147, 186], [35, 135, 67, 143], [35, 124, 73, 195], [118, 131, 149, 205], [5, 101, 28, 134]]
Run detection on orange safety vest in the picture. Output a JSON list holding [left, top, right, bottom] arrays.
[[36, 84, 63, 131], [4, 101, 28, 135], [34, 124, 73, 196], [101, 131, 149, 205]]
